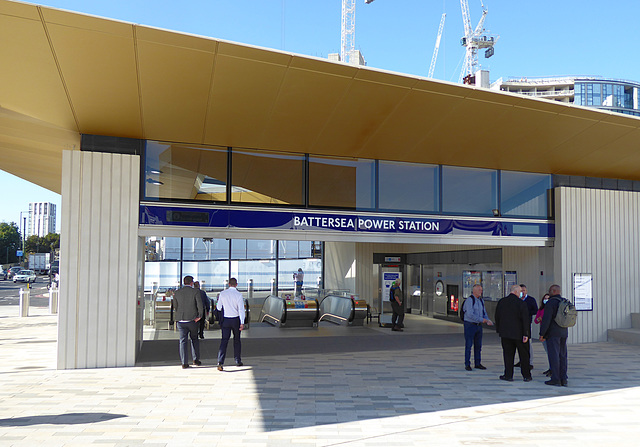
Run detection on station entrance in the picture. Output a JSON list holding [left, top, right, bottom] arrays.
[[139, 233, 553, 346]]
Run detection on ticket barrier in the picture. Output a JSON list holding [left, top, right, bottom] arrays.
[[154, 295, 173, 330], [259, 295, 319, 328], [318, 294, 368, 326]]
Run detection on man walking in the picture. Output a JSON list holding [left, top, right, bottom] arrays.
[[540, 284, 569, 386], [172, 275, 203, 369], [462, 284, 493, 371], [194, 281, 210, 339], [495, 284, 532, 382], [390, 280, 404, 332], [216, 277, 245, 371]]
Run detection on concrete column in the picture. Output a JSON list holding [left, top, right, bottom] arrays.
[[58, 150, 140, 369]]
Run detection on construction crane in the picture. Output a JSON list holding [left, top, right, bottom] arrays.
[[459, 0, 497, 83], [428, 13, 446, 79], [340, 0, 356, 64]]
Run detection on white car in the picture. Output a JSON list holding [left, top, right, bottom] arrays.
[[13, 269, 37, 283]]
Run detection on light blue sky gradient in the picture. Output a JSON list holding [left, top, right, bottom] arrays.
[[2, 0, 639, 228]]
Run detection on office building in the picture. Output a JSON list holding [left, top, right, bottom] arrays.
[[28, 202, 56, 237]]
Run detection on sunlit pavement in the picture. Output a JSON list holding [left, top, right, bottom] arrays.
[[1, 305, 640, 446]]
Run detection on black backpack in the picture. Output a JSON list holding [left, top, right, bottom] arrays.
[[460, 296, 476, 321]]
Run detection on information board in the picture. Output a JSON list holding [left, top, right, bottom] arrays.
[[573, 273, 593, 311]]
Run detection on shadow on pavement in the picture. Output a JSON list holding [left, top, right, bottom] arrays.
[[0, 412, 127, 426]]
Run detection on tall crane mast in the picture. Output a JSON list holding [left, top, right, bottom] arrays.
[[428, 13, 446, 79], [340, 0, 356, 64], [459, 0, 497, 83]]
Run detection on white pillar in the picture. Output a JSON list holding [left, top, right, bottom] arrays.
[[58, 150, 140, 369]]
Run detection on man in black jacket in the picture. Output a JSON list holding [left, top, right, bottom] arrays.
[[539, 284, 569, 386], [495, 284, 532, 382]]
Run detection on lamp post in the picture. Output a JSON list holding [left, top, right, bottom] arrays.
[[19, 211, 28, 267]]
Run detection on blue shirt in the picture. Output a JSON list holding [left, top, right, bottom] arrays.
[[463, 295, 489, 324]]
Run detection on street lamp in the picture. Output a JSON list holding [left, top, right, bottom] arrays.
[[19, 210, 28, 266]]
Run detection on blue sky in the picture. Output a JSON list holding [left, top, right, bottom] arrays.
[[2, 0, 640, 228]]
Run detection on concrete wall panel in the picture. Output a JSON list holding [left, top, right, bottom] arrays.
[[58, 150, 140, 369]]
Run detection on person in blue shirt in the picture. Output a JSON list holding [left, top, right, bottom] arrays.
[[463, 284, 493, 371]]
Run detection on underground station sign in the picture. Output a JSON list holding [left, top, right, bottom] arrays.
[[140, 205, 554, 238]]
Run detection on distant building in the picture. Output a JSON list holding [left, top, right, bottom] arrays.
[[494, 76, 640, 116], [28, 202, 56, 237], [328, 49, 366, 66]]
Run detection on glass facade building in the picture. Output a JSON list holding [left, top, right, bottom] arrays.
[[499, 76, 640, 117], [143, 141, 552, 219]]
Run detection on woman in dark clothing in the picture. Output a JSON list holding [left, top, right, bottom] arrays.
[[534, 293, 551, 376]]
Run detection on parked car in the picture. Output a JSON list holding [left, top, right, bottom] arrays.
[[13, 269, 36, 283], [0, 268, 6, 280], [8, 266, 23, 279]]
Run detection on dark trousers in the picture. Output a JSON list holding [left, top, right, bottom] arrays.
[[546, 336, 568, 383], [198, 312, 207, 336], [177, 320, 200, 366], [501, 337, 531, 379], [464, 322, 483, 367], [391, 301, 404, 327], [217, 316, 241, 365]]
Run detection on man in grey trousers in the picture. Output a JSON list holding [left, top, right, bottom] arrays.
[[173, 275, 203, 369]]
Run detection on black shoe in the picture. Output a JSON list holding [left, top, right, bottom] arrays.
[[199, 334, 204, 339], [236, 361, 243, 367], [499, 375, 514, 382], [193, 359, 202, 366], [217, 364, 223, 371], [514, 362, 521, 367], [561, 380, 568, 387], [182, 364, 190, 369], [474, 364, 487, 370], [465, 365, 472, 371], [391, 327, 403, 332], [543, 369, 551, 376], [545, 380, 561, 386], [523, 377, 533, 382]]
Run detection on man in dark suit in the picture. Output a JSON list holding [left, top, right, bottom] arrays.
[[495, 284, 532, 382], [540, 284, 569, 386], [173, 275, 203, 369], [194, 281, 210, 339]]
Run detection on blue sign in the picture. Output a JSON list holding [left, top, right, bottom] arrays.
[[16, 250, 23, 257], [140, 205, 554, 238]]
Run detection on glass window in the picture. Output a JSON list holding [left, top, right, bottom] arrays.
[[309, 156, 375, 209], [231, 239, 247, 259], [278, 258, 323, 295], [144, 141, 227, 202], [574, 83, 584, 105], [592, 83, 601, 106], [442, 166, 497, 215], [182, 261, 229, 293], [602, 84, 613, 107], [500, 171, 551, 218], [231, 260, 276, 298], [231, 148, 304, 205], [246, 240, 276, 259], [182, 238, 229, 261], [378, 161, 439, 212], [144, 236, 182, 291]]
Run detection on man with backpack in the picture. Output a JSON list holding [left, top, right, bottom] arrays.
[[462, 284, 493, 371], [539, 284, 571, 386]]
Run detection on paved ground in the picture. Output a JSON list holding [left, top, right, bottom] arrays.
[[2, 302, 640, 446]]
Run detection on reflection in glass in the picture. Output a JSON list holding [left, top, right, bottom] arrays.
[[379, 161, 439, 212], [278, 259, 323, 296], [182, 238, 229, 261], [442, 166, 497, 215], [309, 156, 375, 209], [231, 149, 304, 205], [144, 141, 227, 201], [182, 261, 229, 292], [500, 171, 551, 218]]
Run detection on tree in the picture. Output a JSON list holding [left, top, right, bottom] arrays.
[[0, 222, 21, 264], [25, 233, 60, 255]]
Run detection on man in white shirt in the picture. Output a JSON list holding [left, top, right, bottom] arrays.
[[216, 277, 245, 371]]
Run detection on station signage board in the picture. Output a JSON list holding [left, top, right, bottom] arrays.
[[140, 205, 554, 238]]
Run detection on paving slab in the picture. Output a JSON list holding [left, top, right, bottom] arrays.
[[1, 306, 640, 446]]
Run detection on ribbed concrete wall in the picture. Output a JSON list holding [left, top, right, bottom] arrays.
[[58, 151, 140, 369], [555, 187, 640, 343], [502, 246, 554, 302]]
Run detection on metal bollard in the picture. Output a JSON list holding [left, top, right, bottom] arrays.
[[19, 287, 30, 317], [49, 287, 59, 314], [247, 279, 254, 299]]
